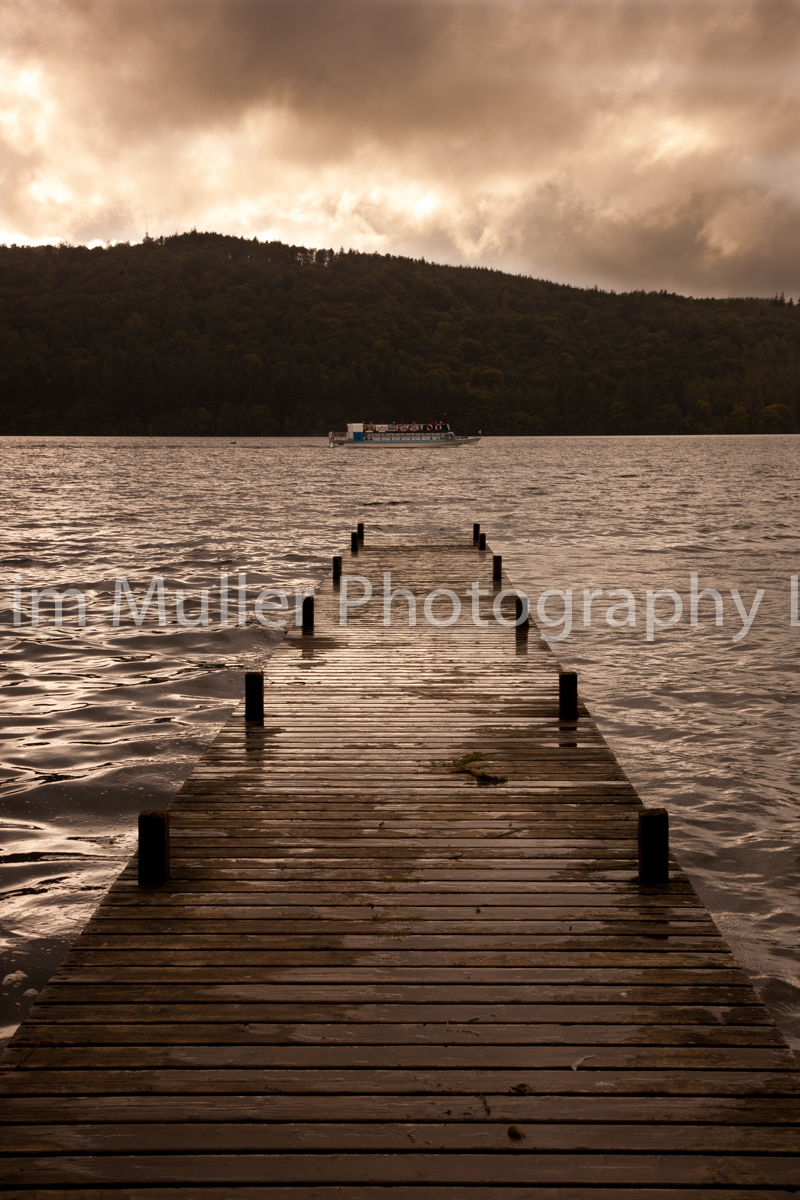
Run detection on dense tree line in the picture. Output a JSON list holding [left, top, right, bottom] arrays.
[[0, 230, 798, 436]]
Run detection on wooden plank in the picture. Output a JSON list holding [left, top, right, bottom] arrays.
[[35, 984, 764, 1006], [54, 962, 749, 980], [5, 1063, 799, 1094], [1, 1152, 799, 1187], [4, 1094, 800, 1123], [60, 949, 740, 966], [1, 1189, 795, 1200], [7, 1042, 795, 1070], [20, 1002, 776, 1025], [87, 900, 714, 917], [3, 1121, 799, 1153], [71, 926, 734, 945], [6, 1022, 786, 1051]]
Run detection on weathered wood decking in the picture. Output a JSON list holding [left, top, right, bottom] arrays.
[[2, 534, 799, 1197]]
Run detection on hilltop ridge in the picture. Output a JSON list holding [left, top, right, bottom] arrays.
[[0, 231, 797, 435]]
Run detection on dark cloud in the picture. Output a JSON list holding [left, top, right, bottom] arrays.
[[4, 0, 800, 294]]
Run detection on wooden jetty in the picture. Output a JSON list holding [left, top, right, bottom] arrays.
[[2, 531, 799, 1197]]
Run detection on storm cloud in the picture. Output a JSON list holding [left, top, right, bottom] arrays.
[[4, 0, 800, 294]]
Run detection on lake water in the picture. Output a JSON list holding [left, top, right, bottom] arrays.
[[1, 434, 799, 1053]]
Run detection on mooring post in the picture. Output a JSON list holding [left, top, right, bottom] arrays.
[[351, 531, 359, 554], [493, 554, 503, 582], [559, 670, 578, 721], [357, 522, 364, 544], [638, 808, 669, 884], [138, 810, 169, 885], [515, 594, 529, 628], [332, 555, 342, 581], [302, 594, 314, 630], [478, 532, 487, 551], [245, 670, 265, 723], [473, 522, 480, 543]]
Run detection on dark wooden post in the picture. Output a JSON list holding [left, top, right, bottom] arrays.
[[473, 522, 480, 543], [493, 554, 502, 581], [357, 522, 364, 543], [559, 671, 578, 721], [351, 531, 359, 554], [332, 555, 342, 580], [138, 810, 169, 885], [515, 595, 529, 627], [245, 670, 264, 722], [478, 532, 487, 550], [638, 808, 669, 884], [302, 594, 314, 630]]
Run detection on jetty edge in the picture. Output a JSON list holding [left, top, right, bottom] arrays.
[[1, 528, 798, 1196]]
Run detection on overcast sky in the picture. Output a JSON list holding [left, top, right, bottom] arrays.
[[3, 0, 800, 296]]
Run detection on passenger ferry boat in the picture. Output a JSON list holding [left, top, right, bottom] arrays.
[[328, 422, 481, 448]]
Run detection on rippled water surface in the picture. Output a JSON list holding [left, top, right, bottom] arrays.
[[2, 434, 799, 1051]]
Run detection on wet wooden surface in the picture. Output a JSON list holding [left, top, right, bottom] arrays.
[[2, 535, 799, 1197]]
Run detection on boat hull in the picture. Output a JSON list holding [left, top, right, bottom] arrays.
[[330, 436, 481, 448]]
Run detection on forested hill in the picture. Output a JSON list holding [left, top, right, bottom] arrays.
[[1, 230, 798, 436]]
